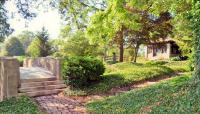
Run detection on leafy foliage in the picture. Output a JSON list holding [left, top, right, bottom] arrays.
[[15, 56, 26, 66], [0, 0, 41, 42], [0, 2, 13, 42], [0, 96, 39, 114], [62, 56, 105, 88], [4, 37, 25, 56], [87, 0, 174, 62], [52, 31, 103, 57], [27, 38, 41, 57], [59, 0, 106, 31], [17, 31, 35, 54], [191, 0, 200, 85], [27, 27, 51, 57], [65, 31, 100, 56]]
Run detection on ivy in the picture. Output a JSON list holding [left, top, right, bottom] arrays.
[[191, 0, 200, 84]]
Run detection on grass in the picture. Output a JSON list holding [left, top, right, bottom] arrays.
[[86, 73, 198, 114], [64, 60, 190, 95], [0, 96, 40, 114], [164, 60, 190, 72]]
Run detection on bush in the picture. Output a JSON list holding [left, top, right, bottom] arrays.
[[4, 37, 25, 56], [62, 56, 105, 88], [15, 56, 26, 67], [170, 56, 181, 61], [170, 56, 188, 61], [27, 38, 41, 57]]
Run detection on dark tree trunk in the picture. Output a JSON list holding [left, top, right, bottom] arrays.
[[119, 42, 124, 62], [103, 46, 107, 61], [133, 44, 140, 63]]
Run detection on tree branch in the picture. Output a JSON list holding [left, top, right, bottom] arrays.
[[79, 0, 105, 11]]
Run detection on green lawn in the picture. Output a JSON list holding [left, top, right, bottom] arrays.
[[87, 73, 199, 114], [64, 60, 190, 95], [0, 96, 40, 114]]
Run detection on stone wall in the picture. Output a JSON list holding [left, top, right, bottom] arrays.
[[0, 57, 20, 101], [23, 57, 61, 80]]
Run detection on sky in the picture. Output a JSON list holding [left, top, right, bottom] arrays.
[[5, 0, 62, 39]]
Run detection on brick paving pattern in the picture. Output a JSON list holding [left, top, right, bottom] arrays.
[[35, 95, 88, 114]]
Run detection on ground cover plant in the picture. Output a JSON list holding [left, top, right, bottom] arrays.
[[0, 96, 39, 114], [64, 60, 189, 95], [87, 73, 197, 114]]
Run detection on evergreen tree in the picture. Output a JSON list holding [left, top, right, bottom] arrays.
[[27, 27, 51, 57]]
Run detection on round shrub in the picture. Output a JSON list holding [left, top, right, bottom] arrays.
[[170, 56, 188, 61], [62, 56, 105, 88]]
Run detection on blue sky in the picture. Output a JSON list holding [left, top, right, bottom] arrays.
[[5, 0, 62, 39]]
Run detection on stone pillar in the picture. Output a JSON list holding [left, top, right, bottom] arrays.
[[0, 57, 20, 101], [167, 43, 171, 59], [55, 59, 61, 80]]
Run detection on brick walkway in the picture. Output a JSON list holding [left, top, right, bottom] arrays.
[[35, 95, 88, 114]]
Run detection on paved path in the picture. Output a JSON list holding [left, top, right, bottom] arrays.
[[35, 95, 88, 114], [20, 67, 55, 79]]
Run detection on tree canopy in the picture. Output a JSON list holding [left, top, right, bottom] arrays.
[[87, 0, 178, 62], [59, 0, 107, 31], [4, 37, 25, 56]]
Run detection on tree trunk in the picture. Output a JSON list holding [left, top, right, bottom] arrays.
[[103, 45, 107, 61], [119, 42, 124, 62], [118, 26, 125, 62], [133, 44, 140, 63]]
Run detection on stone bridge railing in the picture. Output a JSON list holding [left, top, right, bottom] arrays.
[[23, 57, 61, 80], [0, 57, 61, 101], [0, 57, 20, 101]]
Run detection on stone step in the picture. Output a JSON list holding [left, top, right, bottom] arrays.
[[19, 89, 64, 97], [20, 77, 57, 83], [20, 80, 65, 87], [19, 84, 67, 93]]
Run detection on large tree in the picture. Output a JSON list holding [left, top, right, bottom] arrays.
[[4, 37, 25, 56], [126, 11, 172, 62], [87, 0, 173, 62], [27, 27, 51, 57], [0, 0, 50, 42], [36, 27, 51, 57], [0, 1, 13, 42], [17, 31, 35, 54]]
